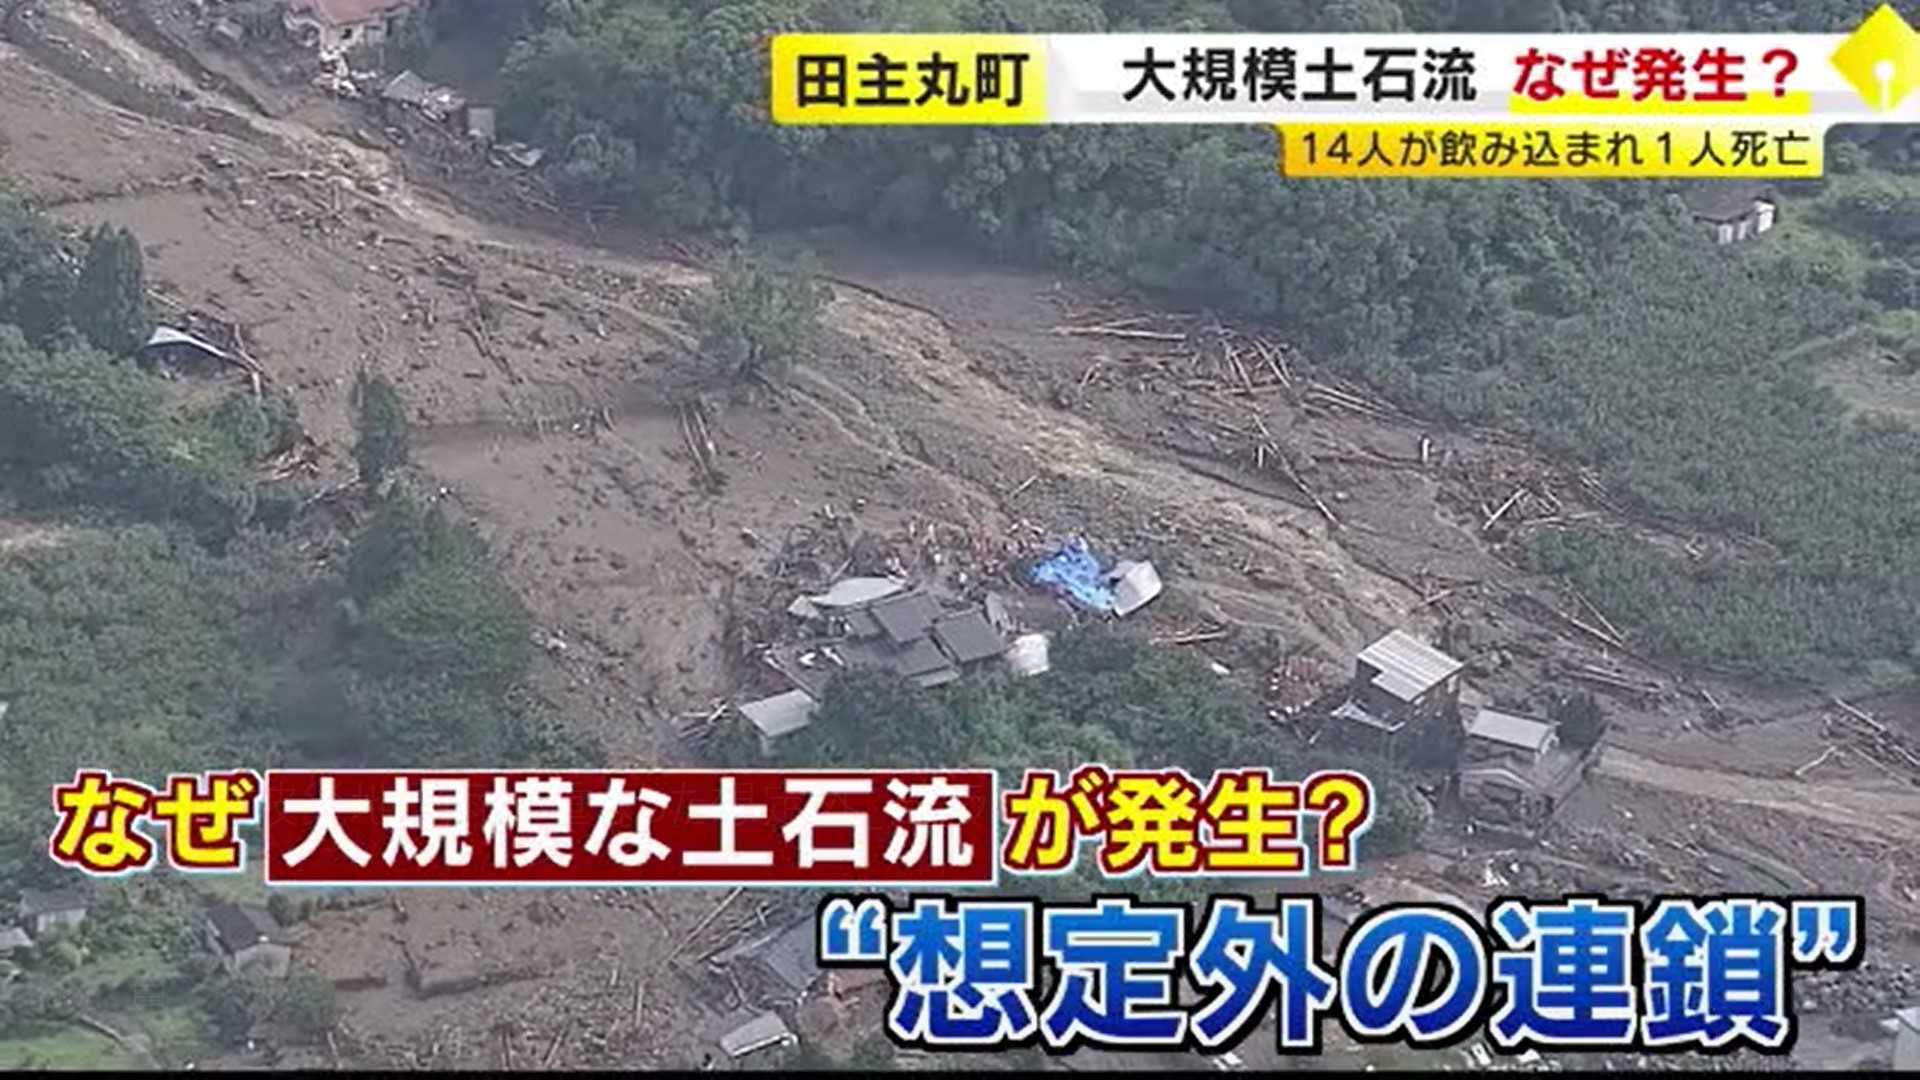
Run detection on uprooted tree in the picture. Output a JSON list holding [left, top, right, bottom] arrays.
[[691, 248, 830, 384]]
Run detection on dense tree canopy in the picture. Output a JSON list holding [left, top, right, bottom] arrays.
[[780, 626, 1265, 774], [0, 194, 594, 898]]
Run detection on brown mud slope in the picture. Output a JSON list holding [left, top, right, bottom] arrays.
[[1, 3, 1915, 1067]]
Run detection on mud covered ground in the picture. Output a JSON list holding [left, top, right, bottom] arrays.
[[1, 1, 1915, 1069]]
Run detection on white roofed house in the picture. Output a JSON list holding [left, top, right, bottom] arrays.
[[1328, 629, 1465, 757], [1456, 707, 1588, 830]]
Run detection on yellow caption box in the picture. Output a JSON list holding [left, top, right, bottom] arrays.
[[1277, 122, 1826, 178], [770, 34, 1046, 125]]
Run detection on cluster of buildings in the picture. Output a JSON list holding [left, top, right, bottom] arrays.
[[739, 577, 1050, 755], [1327, 628, 1594, 830], [280, 0, 418, 58], [701, 913, 890, 1063], [0, 888, 288, 983]]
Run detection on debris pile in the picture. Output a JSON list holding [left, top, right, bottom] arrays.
[[739, 577, 1021, 751], [1026, 539, 1162, 617]]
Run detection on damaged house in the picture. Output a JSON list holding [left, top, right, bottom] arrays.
[[1328, 629, 1465, 755], [738, 578, 1017, 754], [137, 325, 236, 376], [379, 70, 473, 127], [283, 0, 420, 55], [1456, 707, 1591, 830]]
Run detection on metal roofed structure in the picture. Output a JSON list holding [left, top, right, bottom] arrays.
[[140, 325, 233, 363], [931, 610, 1007, 665], [737, 688, 818, 754], [869, 591, 942, 644], [717, 1010, 795, 1058], [1356, 629, 1464, 703], [380, 70, 433, 106], [1465, 707, 1557, 756]]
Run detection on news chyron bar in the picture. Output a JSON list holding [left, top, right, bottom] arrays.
[[768, 3, 1920, 179], [51, 765, 1866, 1059]]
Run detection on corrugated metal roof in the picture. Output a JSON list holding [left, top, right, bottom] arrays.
[[141, 325, 231, 361], [808, 577, 907, 610], [381, 70, 432, 105], [870, 591, 941, 644], [205, 904, 269, 953], [738, 689, 817, 739], [888, 635, 955, 679], [1467, 708, 1556, 753], [1357, 629, 1462, 702], [718, 1010, 793, 1057], [931, 610, 1005, 665]]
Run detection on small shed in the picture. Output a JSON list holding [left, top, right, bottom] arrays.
[[717, 1009, 796, 1059], [137, 325, 234, 374], [1005, 632, 1052, 677], [1110, 560, 1163, 617], [1464, 707, 1559, 762], [1686, 182, 1777, 245], [379, 70, 433, 109], [18, 887, 88, 938], [738, 688, 818, 756], [203, 904, 292, 979]]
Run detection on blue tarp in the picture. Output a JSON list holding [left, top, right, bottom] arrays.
[[1027, 540, 1115, 612]]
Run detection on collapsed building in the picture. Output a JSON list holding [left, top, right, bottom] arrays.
[[738, 577, 1038, 754], [283, 0, 419, 57]]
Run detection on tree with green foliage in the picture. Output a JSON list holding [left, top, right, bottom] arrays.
[[337, 498, 540, 763], [1365, 776, 1432, 856], [691, 248, 830, 384], [781, 625, 1265, 776], [353, 373, 411, 489], [69, 225, 150, 356], [0, 327, 256, 539], [0, 196, 75, 345], [274, 971, 341, 1039], [1548, 691, 1607, 751]]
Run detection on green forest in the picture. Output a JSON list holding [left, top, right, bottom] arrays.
[[0, 195, 592, 1064], [428, 0, 1920, 682]]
